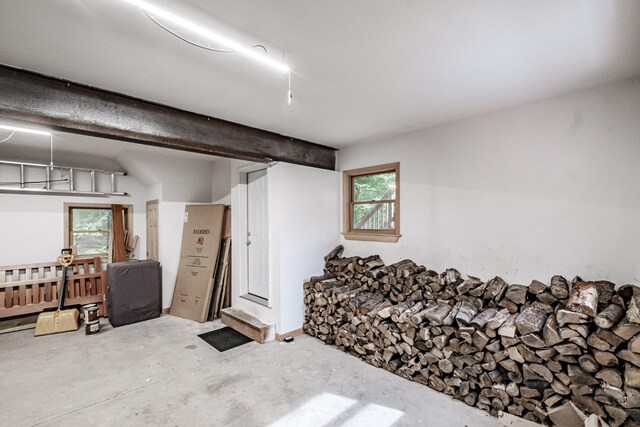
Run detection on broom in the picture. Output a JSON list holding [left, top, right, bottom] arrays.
[[34, 249, 79, 336]]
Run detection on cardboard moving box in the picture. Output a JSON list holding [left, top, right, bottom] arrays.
[[170, 204, 226, 322]]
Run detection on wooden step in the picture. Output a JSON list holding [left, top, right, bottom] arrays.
[[221, 307, 272, 344]]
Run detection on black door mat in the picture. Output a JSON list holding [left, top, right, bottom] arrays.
[[198, 326, 253, 352]]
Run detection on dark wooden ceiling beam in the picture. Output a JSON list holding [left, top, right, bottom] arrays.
[[0, 65, 336, 170]]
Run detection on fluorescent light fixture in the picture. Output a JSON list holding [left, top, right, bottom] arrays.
[[124, 0, 290, 73], [0, 124, 51, 136]]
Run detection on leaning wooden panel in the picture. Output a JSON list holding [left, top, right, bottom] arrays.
[[0, 256, 108, 319]]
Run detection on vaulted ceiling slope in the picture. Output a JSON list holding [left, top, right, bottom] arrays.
[[1, 0, 639, 147]]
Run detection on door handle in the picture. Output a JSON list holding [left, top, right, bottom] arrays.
[[246, 240, 252, 246]]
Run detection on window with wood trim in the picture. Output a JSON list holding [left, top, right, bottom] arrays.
[[64, 203, 132, 257], [343, 162, 400, 243]]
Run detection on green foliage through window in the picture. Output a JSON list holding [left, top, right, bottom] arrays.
[[71, 208, 112, 255], [351, 170, 397, 230], [353, 172, 396, 202]]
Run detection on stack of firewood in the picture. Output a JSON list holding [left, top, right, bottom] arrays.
[[303, 246, 640, 426]]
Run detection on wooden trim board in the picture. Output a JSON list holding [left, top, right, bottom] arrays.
[[220, 307, 271, 344], [276, 328, 304, 342]]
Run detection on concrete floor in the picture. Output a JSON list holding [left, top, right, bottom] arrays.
[[0, 315, 496, 427]]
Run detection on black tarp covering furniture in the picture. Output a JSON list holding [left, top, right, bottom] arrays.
[[107, 260, 161, 327]]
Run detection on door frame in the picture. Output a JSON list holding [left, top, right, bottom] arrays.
[[237, 164, 271, 308]]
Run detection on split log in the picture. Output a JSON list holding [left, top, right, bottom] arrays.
[[555, 343, 582, 356], [505, 285, 528, 305], [529, 363, 554, 383], [520, 334, 546, 349], [628, 297, 640, 324], [596, 369, 623, 388], [486, 308, 511, 330], [537, 292, 557, 306], [484, 277, 508, 301], [472, 330, 490, 350], [630, 335, 640, 353], [594, 351, 619, 367], [568, 365, 599, 386], [625, 363, 640, 388], [578, 354, 599, 373], [455, 301, 479, 326], [551, 380, 570, 395], [572, 396, 606, 418], [515, 307, 547, 335], [612, 321, 640, 340], [623, 388, 640, 409], [444, 268, 462, 286], [594, 280, 616, 306], [498, 314, 518, 338], [528, 280, 546, 295], [550, 275, 569, 299], [395, 302, 423, 323], [569, 324, 590, 338], [379, 300, 413, 319], [499, 298, 519, 314], [618, 350, 640, 368], [421, 303, 452, 325], [543, 315, 563, 347], [324, 245, 344, 262], [456, 277, 483, 295], [594, 304, 624, 329], [604, 405, 628, 426], [597, 329, 624, 351], [557, 309, 590, 327], [507, 346, 525, 364], [470, 308, 497, 330], [566, 281, 599, 317], [618, 284, 640, 302]]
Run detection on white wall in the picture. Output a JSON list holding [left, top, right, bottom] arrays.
[[270, 163, 340, 333], [117, 151, 214, 203], [338, 78, 640, 286], [0, 177, 147, 265], [211, 158, 232, 203], [231, 161, 340, 335], [157, 201, 188, 308]]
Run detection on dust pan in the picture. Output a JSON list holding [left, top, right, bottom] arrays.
[[34, 249, 79, 336]]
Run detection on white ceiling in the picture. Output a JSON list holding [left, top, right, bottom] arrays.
[[0, 0, 639, 148]]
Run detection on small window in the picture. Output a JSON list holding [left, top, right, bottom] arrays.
[[343, 162, 400, 242], [64, 203, 132, 257]]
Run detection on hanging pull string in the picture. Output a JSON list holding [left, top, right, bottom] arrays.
[[0, 130, 16, 144], [50, 134, 54, 169], [141, 8, 267, 54], [287, 71, 292, 106]]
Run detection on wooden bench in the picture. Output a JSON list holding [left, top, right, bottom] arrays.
[[0, 257, 108, 319]]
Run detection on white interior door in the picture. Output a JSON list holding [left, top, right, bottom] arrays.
[[146, 200, 159, 261], [247, 169, 269, 300]]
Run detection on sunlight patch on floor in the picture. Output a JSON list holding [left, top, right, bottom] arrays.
[[267, 392, 404, 427], [341, 403, 405, 427]]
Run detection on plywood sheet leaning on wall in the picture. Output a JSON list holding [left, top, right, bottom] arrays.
[[111, 204, 127, 263], [207, 207, 232, 321], [170, 204, 225, 323]]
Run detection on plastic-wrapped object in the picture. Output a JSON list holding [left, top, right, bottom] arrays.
[[107, 260, 162, 327]]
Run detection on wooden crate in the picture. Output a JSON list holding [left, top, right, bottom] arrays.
[[0, 256, 108, 319]]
